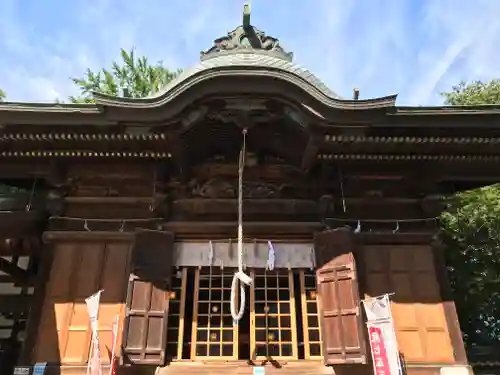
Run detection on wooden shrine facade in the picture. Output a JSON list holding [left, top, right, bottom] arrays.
[[1, 10, 500, 375]]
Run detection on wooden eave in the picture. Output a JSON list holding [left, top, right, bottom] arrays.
[[2, 74, 500, 167], [384, 106, 500, 129], [0, 102, 112, 126]]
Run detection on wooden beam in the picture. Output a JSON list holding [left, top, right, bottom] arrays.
[[43, 231, 134, 242], [47, 217, 163, 233], [163, 221, 322, 237], [359, 232, 435, 245], [0, 257, 29, 284]]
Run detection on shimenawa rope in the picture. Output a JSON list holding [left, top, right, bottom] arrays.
[[230, 128, 251, 322]]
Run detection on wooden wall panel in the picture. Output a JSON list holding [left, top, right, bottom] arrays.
[[363, 245, 454, 364], [33, 239, 131, 365]]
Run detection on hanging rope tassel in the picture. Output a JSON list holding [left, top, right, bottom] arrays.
[[230, 128, 253, 322]]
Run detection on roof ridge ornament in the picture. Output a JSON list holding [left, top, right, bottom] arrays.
[[243, 3, 251, 28], [200, 3, 293, 62]]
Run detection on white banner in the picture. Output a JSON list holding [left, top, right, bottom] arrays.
[[362, 294, 392, 322], [86, 290, 103, 375], [86, 290, 103, 333], [362, 294, 401, 375], [367, 321, 400, 375]]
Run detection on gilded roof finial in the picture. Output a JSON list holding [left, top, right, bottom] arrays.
[[243, 3, 251, 28]]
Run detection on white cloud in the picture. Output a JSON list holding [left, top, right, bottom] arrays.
[[0, 0, 499, 105]]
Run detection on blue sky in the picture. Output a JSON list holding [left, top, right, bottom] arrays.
[[1, 0, 499, 105]]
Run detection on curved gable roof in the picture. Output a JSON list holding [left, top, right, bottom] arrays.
[[149, 52, 342, 101], [93, 21, 397, 111]]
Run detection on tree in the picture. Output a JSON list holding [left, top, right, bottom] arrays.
[[441, 79, 500, 106], [440, 80, 500, 351], [69, 48, 182, 103], [0, 89, 6, 102]]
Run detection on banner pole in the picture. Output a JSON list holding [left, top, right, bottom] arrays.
[[384, 294, 403, 375], [109, 315, 120, 375], [86, 332, 94, 375]]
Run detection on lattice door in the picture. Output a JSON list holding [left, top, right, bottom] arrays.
[[165, 268, 187, 360], [191, 268, 238, 359], [250, 269, 298, 360], [299, 270, 323, 359]]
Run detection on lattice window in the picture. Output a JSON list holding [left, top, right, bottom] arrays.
[[299, 270, 323, 359], [250, 270, 298, 360], [165, 268, 187, 361], [191, 268, 238, 359]]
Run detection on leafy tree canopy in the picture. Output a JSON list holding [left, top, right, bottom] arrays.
[[69, 48, 182, 103], [440, 80, 500, 351], [0, 88, 6, 102], [441, 79, 500, 106]]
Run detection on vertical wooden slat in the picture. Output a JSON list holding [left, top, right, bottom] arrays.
[[140, 283, 153, 362], [177, 268, 187, 361], [250, 270, 256, 361], [299, 271, 310, 359], [190, 268, 200, 360], [288, 270, 298, 359], [233, 272, 239, 360]]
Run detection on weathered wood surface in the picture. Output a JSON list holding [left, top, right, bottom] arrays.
[[33, 239, 132, 365]]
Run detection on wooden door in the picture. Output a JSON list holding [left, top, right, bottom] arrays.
[[250, 269, 299, 361], [121, 229, 175, 366], [190, 267, 239, 360], [299, 269, 323, 360], [314, 227, 367, 365]]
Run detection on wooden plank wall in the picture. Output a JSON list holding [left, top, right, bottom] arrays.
[[363, 244, 454, 363], [33, 239, 131, 365]]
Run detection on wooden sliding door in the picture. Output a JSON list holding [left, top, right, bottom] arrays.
[[165, 268, 188, 361], [191, 268, 239, 360], [250, 269, 298, 361], [299, 270, 323, 359]]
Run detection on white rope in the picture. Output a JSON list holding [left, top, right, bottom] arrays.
[[230, 128, 250, 322]]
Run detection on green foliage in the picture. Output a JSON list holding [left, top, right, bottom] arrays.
[[69, 48, 182, 103], [0, 88, 6, 102], [441, 186, 500, 346], [440, 79, 500, 350], [441, 79, 500, 106]]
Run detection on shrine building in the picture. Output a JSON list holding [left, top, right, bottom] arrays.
[[0, 6, 498, 375]]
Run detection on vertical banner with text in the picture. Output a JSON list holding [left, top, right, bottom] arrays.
[[86, 290, 103, 375], [362, 294, 401, 375]]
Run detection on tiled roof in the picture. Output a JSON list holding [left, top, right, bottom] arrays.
[[149, 52, 342, 101]]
